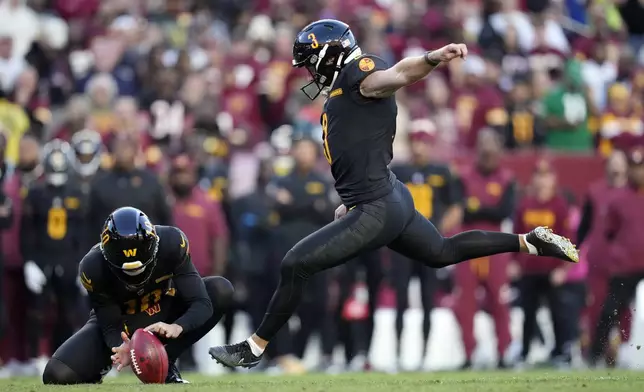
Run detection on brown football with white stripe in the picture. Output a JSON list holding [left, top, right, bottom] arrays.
[[129, 329, 168, 384]]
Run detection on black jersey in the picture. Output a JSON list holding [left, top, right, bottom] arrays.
[[322, 54, 398, 207], [20, 180, 87, 265], [270, 169, 333, 226], [79, 225, 212, 348], [390, 163, 462, 225]]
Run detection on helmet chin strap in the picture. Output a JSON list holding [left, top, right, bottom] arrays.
[[310, 45, 363, 99], [328, 52, 345, 92], [314, 44, 329, 74], [328, 46, 362, 92], [344, 46, 362, 64]]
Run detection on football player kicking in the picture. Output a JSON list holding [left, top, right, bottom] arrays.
[[209, 19, 578, 369], [42, 207, 234, 384]]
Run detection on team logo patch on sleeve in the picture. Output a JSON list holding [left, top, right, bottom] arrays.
[[359, 58, 375, 72]]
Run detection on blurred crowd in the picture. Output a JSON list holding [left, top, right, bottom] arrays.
[[0, 0, 643, 378]]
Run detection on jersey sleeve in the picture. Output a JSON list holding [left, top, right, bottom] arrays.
[[168, 227, 214, 333], [79, 250, 124, 348], [171, 227, 191, 267], [344, 55, 390, 100]]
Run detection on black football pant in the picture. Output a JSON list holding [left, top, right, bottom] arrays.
[[519, 274, 567, 360], [336, 252, 382, 362], [552, 282, 585, 360], [42, 276, 233, 385], [591, 273, 644, 363], [292, 271, 335, 359], [392, 252, 437, 360], [256, 179, 520, 342], [336, 251, 383, 363], [26, 263, 83, 359]]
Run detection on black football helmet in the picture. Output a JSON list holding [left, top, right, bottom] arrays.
[[100, 207, 159, 291], [71, 129, 103, 178], [292, 19, 360, 100], [42, 139, 72, 187]]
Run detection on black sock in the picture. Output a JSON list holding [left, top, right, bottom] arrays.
[[441, 231, 520, 266]]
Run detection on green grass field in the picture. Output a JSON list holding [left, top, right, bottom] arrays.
[[1, 371, 643, 391]]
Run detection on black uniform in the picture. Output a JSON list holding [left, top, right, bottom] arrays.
[[198, 161, 234, 349], [389, 162, 462, 359], [21, 179, 87, 356], [0, 178, 12, 339], [254, 54, 521, 342], [43, 226, 232, 384], [199, 159, 231, 229], [503, 104, 546, 149], [228, 188, 294, 359], [390, 163, 460, 225], [88, 169, 172, 236], [199, 161, 229, 205], [21, 179, 87, 263], [270, 169, 336, 359]]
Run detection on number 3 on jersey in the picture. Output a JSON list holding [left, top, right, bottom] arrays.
[[321, 112, 332, 164]]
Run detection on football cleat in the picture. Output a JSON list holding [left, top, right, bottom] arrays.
[[525, 226, 579, 263], [209, 341, 262, 369], [165, 362, 189, 384]]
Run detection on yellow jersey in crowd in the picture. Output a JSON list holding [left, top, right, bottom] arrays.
[[0, 98, 30, 165]]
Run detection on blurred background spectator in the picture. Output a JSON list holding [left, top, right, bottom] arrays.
[[0, 0, 643, 377]]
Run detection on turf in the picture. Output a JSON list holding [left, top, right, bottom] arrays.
[[1, 371, 644, 392]]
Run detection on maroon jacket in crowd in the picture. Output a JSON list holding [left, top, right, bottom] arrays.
[[580, 179, 623, 275], [2, 173, 25, 269], [459, 164, 516, 232], [452, 86, 507, 148], [171, 188, 228, 276], [262, 56, 306, 128], [604, 185, 644, 275], [514, 193, 570, 275]]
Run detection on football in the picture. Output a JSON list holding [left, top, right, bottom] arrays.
[[129, 329, 169, 384]]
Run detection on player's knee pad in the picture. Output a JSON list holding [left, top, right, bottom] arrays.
[[203, 276, 234, 309], [42, 357, 84, 385]]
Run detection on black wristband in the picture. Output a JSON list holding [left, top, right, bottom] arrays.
[[424, 51, 441, 67]]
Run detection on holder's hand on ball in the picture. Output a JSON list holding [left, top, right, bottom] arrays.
[[111, 331, 131, 371], [145, 322, 183, 338]]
